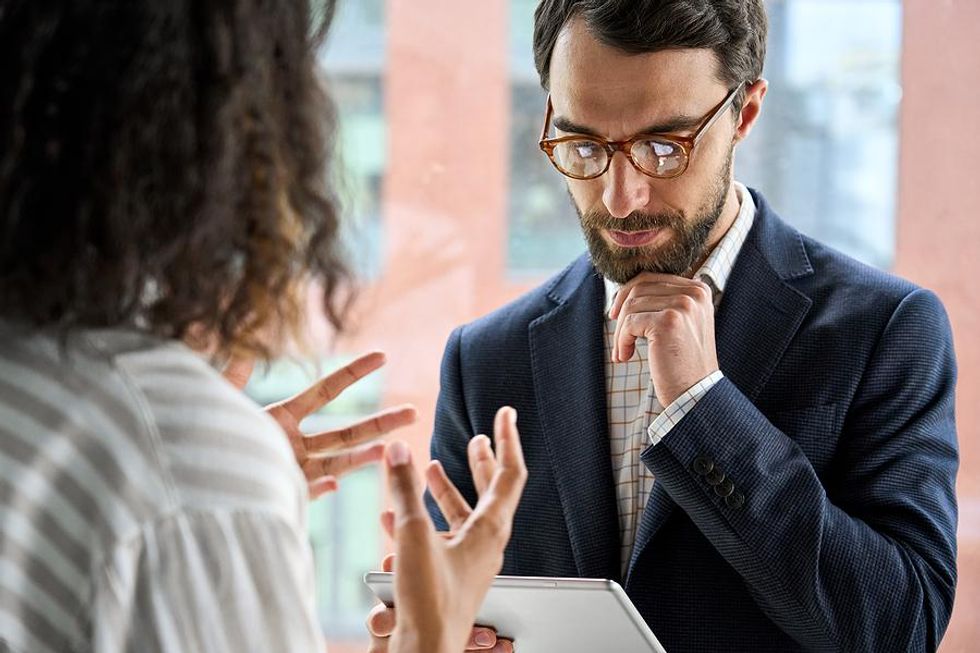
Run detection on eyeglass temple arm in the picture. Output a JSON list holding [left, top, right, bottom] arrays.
[[692, 83, 747, 147], [539, 95, 554, 143]]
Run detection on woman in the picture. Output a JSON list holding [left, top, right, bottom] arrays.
[[0, 1, 525, 651]]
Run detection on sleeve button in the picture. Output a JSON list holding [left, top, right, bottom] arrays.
[[726, 491, 745, 510], [692, 456, 714, 476], [714, 478, 735, 498]]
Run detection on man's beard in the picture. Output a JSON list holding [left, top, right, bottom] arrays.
[[576, 148, 733, 284]]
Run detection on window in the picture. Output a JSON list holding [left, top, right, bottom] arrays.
[[276, 2, 906, 649], [742, 0, 903, 269], [508, 0, 582, 276], [320, 0, 387, 278]]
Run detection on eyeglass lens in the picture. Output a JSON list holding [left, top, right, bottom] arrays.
[[551, 137, 686, 179]]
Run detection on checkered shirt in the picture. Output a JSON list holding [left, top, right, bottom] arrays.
[[604, 183, 756, 575]]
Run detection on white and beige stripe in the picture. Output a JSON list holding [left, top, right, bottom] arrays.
[[0, 327, 322, 653]]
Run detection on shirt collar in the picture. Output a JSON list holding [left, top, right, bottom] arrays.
[[603, 182, 756, 315]]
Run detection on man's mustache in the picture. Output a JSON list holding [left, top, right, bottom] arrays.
[[581, 210, 684, 232]]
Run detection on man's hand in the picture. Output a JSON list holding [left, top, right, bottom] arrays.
[[610, 273, 719, 407], [223, 352, 417, 499], [374, 407, 525, 653]]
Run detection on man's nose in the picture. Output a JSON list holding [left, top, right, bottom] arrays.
[[601, 152, 652, 219]]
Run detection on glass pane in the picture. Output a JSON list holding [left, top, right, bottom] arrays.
[[740, 0, 902, 269], [508, 0, 583, 276], [247, 0, 389, 643], [320, 0, 387, 278], [281, 3, 904, 650]]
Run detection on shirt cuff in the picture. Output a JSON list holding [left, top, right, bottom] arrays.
[[647, 370, 725, 446]]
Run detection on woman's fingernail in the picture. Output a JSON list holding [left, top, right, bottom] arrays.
[[386, 441, 410, 467], [474, 630, 495, 647]]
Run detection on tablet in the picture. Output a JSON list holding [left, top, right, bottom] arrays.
[[364, 572, 667, 653]]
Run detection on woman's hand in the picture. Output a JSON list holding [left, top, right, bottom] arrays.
[[223, 351, 417, 499], [381, 406, 526, 653]]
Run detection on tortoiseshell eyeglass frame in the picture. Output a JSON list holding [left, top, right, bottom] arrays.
[[538, 83, 746, 181]]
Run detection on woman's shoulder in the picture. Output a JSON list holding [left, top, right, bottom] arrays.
[[93, 333, 307, 522], [0, 327, 306, 537]]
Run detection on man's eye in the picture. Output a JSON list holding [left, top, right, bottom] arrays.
[[573, 142, 600, 159]]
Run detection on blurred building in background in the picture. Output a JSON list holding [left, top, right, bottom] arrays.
[[245, 1, 979, 650]]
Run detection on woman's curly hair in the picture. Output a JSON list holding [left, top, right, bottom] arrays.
[[0, 0, 348, 358]]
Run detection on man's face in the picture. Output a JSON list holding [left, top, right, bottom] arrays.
[[547, 19, 742, 283]]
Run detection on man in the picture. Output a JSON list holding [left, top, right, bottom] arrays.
[[417, 1, 957, 651]]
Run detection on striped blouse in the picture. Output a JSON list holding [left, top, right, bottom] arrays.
[[0, 326, 324, 652]]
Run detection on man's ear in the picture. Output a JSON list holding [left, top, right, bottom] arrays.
[[734, 78, 769, 143]]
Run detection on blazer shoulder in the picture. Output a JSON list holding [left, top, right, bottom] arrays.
[[749, 192, 948, 336], [800, 232, 922, 306], [793, 233, 954, 354], [750, 191, 919, 307]]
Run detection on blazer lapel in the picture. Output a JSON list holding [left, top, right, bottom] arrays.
[[714, 193, 814, 403], [627, 191, 814, 580], [529, 256, 621, 582]]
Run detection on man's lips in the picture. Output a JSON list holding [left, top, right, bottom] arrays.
[[606, 229, 663, 248]]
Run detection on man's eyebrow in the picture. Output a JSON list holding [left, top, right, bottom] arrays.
[[552, 114, 704, 138]]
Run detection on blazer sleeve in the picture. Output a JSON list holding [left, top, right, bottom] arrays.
[[641, 288, 958, 652], [425, 326, 479, 532]]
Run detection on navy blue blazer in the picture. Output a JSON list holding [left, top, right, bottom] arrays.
[[426, 190, 958, 652]]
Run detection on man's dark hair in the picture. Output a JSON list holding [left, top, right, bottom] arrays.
[[533, 0, 768, 107], [0, 0, 346, 358]]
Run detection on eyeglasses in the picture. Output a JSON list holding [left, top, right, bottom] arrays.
[[538, 85, 744, 181]]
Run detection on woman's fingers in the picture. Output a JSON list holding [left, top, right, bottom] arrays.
[[308, 475, 339, 500], [466, 627, 501, 650], [381, 510, 396, 540], [221, 357, 255, 390], [479, 406, 527, 506], [366, 602, 396, 638], [468, 434, 497, 497], [303, 405, 417, 454], [460, 407, 527, 556], [279, 351, 387, 420], [384, 441, 433, 547], [382, 504, 456, 542], [492, 406, 526, 484], [427, 459, 473, 530], [382, 553, 396, 572], [302, 441, 386, 482]]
